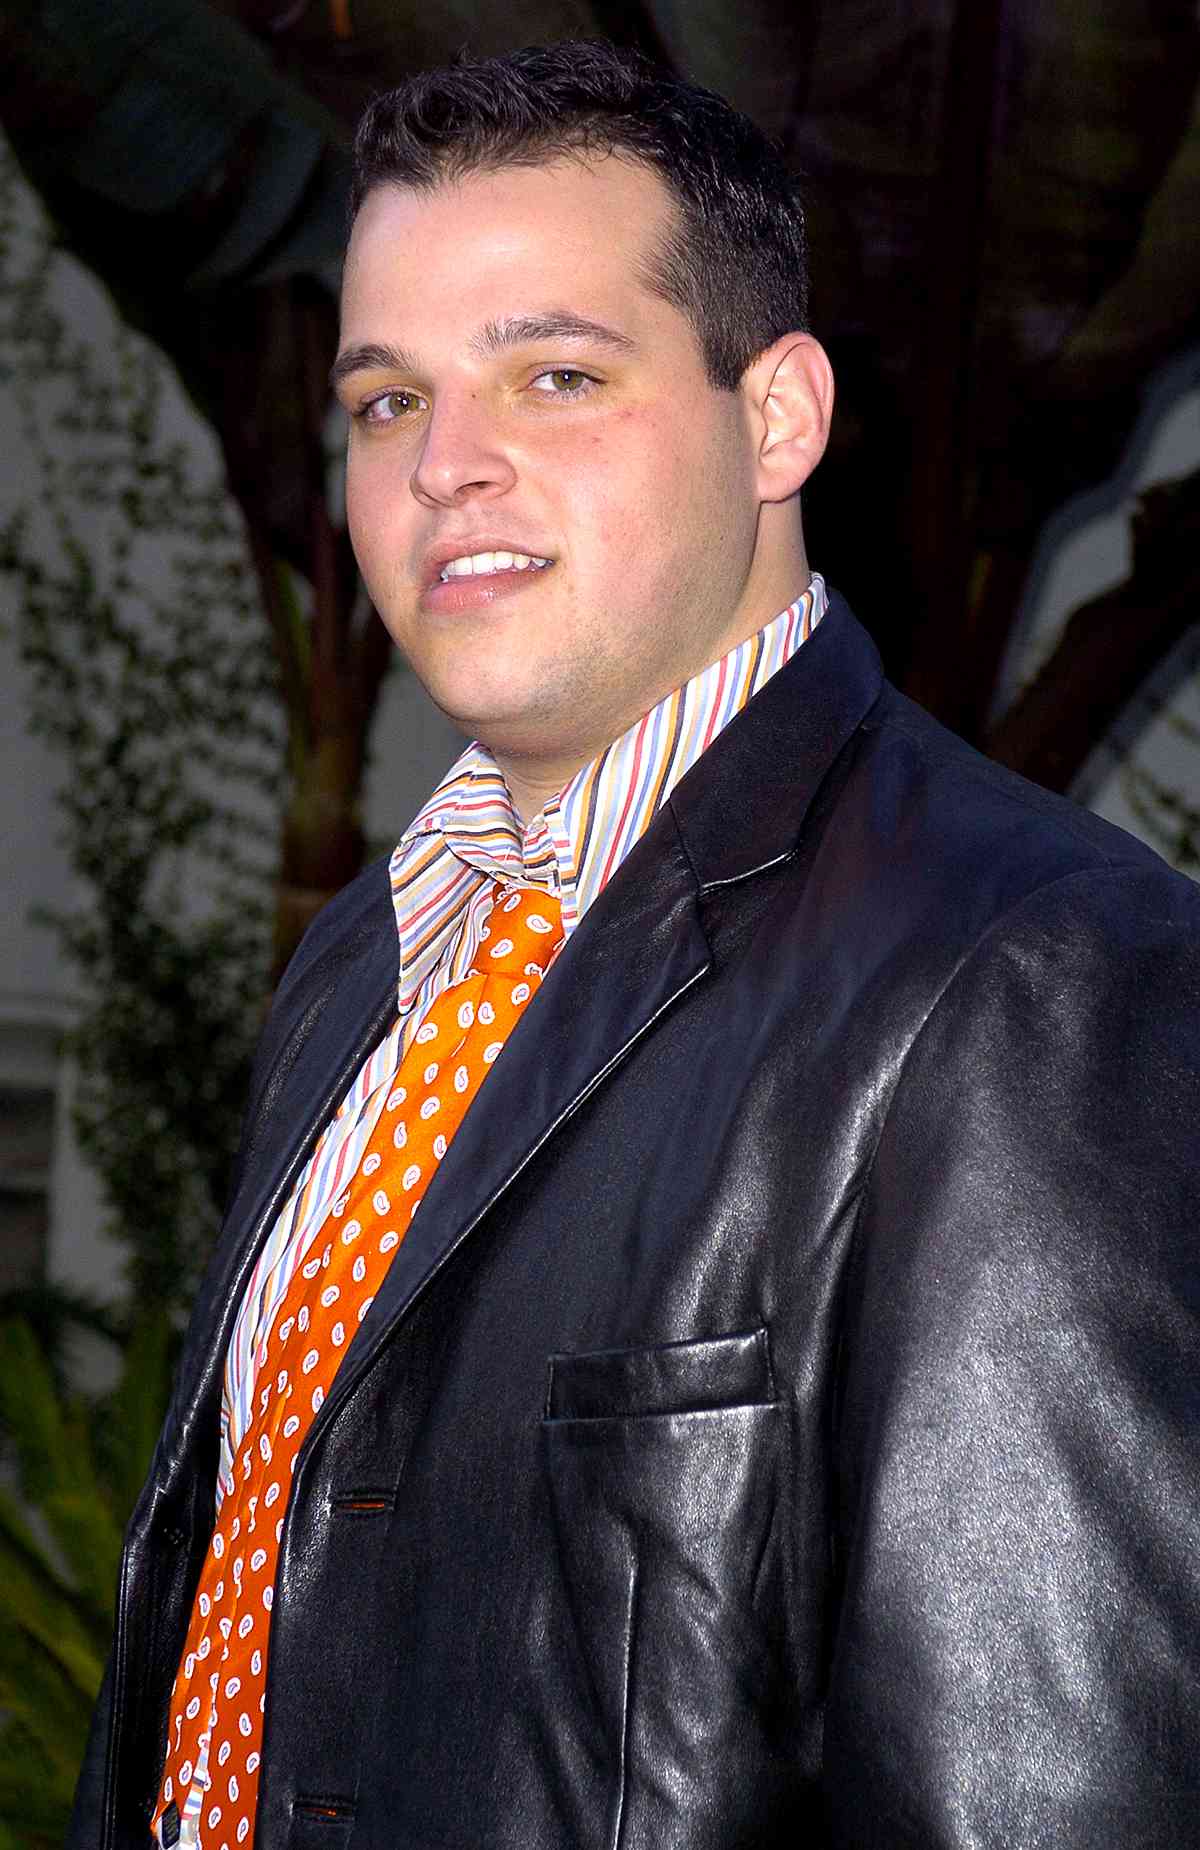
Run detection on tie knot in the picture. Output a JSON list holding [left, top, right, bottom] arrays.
[[482, 883, 564, 975]]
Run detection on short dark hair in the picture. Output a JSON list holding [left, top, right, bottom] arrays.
[[350, 40, 809, 391]]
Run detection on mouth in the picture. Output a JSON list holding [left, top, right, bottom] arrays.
[[420, 547, 556, 616], [435, 549, 552, 585]]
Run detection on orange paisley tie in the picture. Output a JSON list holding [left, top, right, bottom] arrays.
[[154, 882, 564, 1850]]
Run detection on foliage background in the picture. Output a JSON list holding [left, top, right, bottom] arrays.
[[0, 142, 284, 1316]]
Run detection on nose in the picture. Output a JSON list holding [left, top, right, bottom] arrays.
[[409, 392, 517, 509]]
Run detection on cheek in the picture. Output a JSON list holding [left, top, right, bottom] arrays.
[[346, 463, 405, 581], [345, 460, 373, 548], [565, 410, 681, 544], [623, 412, 727, 541]]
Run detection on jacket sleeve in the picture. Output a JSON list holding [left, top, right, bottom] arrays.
[[69, 1647, 114, 1846], [824, 863, 1200, 1848]]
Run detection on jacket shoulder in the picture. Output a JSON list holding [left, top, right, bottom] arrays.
[[227, 857, 397, 1206], [866, 682, 1169, 885], [273, 854, 396, 1006], [251, 851, 396, 1105]]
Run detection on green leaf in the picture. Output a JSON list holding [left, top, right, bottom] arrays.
[[0, 1621, 92, 1780], [101, 1308, 172, 1520], [39, 1492, 122, 1632], [0, 1493, 104, 1688], [0, 1716, 76, 1845], [0, 1321, 97, 1510]]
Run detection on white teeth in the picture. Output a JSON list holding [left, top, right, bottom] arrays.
[[439, 551, 551, 581]]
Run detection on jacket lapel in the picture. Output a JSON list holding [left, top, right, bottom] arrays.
[[163, 884, 399, 1482], [669, 590, 884, 888], [311, 812, 711, 1429]]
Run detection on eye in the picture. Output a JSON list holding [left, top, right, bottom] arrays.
[[529, 368, 596, 397], [358, 388, 427, 425]]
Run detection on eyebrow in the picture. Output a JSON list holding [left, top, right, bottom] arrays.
[[469, 313, 637, 358], [330, 341, 418, 389], [330, 312, 636, 389]]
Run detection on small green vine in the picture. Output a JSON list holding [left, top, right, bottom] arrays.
[[0, 140, 285, 1317]]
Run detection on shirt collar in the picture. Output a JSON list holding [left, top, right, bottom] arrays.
[[390, 574, 827, 1007]]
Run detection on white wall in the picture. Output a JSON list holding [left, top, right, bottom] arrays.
[[998, 349, 1200, 846]]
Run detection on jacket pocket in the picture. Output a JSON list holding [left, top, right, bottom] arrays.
[[531, 1330, 787, 1848], [544, 1325, 775, 1422]]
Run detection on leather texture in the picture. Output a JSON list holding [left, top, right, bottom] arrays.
[[75, 595, 1200, 1849]]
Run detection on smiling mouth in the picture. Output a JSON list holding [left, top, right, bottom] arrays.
[[437, 550, 551, 583]]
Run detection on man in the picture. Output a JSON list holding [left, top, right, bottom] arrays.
[[75, 39, 1200, 1850]]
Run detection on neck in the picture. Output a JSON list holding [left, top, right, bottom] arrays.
[[495, 751, 584, 825], [495, 533, 812, 825]]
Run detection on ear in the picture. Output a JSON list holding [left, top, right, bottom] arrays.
[[744, 333, 834, 504]]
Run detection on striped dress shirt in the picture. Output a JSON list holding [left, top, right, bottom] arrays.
[[218, 575, 827, 1500]]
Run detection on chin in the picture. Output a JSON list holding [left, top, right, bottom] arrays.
[[428, 674, 548, 734], [427, 694, 531, 745]]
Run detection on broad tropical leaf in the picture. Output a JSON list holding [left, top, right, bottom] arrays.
[[0, 1313, 173, 1844]]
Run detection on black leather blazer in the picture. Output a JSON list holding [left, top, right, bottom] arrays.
[[75, 597, 1200, 1849]]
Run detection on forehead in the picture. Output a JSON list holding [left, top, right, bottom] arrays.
[[341, 156, 684, 350]]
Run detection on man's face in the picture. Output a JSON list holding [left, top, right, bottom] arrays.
[[337, 156, 768, 771]]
